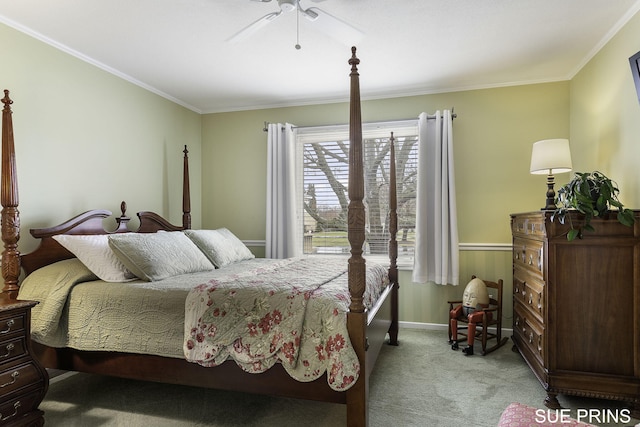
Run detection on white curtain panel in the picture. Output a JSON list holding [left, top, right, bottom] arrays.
[[266, 123, 301, 259], [412, 111, 460, 285]]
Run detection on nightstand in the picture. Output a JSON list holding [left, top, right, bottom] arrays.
[[0, 299, 48, 426]]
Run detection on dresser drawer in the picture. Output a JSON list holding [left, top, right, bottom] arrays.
[[0, 312, 26, 338], [513, 237, 544, 279], [511, 213, 546, 239], [0, 337, 27, 365], [513, 267, 544, 321], [513, 303, 544, 365], [0, 362, 43, 398]]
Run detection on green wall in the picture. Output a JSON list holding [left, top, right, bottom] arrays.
[[203, 83, 570, 243], [570, 10, 640, 207], [0, 22, 203, 253], [202, 82, 570, 327]]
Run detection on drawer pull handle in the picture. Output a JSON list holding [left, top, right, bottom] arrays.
[[1, 401, 20, 421], [0, 319, 14, 334], [0, 371, 19, 388], [537, 249, 543, 270], [528, 254, 533, 265], [0, 343, 15, 358], [538, 294, 542, 310], [515, 316, 520, 327], [528, 293, 533, 305], [538, 336, 543, 353], [529, 332, 534, 343]]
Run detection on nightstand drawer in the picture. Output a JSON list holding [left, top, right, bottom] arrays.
[[0, 337, 26, 364], [0, 312, 26, 338], [0, 389, 43, 426], [0, 363, 42, 397]]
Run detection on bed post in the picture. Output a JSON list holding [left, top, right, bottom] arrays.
[[388, 133, 399, 346], [1, 90, 20, 300], [345, 47, 368, 427], [182, 145, 191, 230]]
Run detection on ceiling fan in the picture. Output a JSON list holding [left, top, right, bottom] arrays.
[[227, 0, 363, 47]]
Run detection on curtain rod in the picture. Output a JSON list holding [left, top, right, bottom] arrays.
[[262, 108, 457, 132]]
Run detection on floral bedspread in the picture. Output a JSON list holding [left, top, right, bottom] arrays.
[[184, 257, 389, 391]]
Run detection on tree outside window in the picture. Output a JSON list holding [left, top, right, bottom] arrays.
[[300, 130, 417, 259]]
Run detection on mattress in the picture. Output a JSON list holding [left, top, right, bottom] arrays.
[[18, 256, 390, 390]]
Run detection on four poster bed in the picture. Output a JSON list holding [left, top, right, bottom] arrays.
[[0, 47, 399, 426]]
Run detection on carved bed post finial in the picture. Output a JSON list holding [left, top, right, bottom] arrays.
[[115, 201, 131, 232], [347, 47, 366, 314], [1, 90, 21, 299]]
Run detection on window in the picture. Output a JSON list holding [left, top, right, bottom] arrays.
[[295, 120, 418, 262]]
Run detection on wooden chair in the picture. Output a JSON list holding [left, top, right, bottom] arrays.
[[447, 275, 509, 356]]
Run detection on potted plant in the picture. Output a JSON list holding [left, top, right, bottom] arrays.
[[552, 171, 635, 241]]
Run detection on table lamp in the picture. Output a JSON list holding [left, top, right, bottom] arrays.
[[530, 138, 572, 210]]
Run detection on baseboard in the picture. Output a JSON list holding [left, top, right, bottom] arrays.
[[399, 321, 513, 335], [399, 321, 447, 331]]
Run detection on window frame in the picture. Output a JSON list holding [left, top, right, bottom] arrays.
[[295, 119, 418, 267]]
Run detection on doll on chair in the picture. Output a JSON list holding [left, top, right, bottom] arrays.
[[449, 277, 490, 356]]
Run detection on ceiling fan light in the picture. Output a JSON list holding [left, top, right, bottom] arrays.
[[278, 0, 297, 12]]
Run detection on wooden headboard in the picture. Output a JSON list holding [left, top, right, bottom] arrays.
[[0, 89, 192, 294], [20, 201, 190, 277]]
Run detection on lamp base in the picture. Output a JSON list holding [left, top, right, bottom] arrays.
[[543, 173, 557, 210]]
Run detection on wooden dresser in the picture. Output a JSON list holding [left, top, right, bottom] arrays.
[[0, 299, 48, 426], [510, 211, 640, 417]]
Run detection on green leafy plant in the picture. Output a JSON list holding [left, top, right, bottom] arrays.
[[552, 171, 635, 241]]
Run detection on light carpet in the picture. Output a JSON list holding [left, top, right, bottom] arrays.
[[40, 328, 639, 426]]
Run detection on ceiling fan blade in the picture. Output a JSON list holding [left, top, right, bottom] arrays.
[[227, 11, 283, 43], [303, 7, 363, 44]]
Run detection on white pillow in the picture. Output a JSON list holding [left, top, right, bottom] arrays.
[[184, 228, 255, 268], [108, 231, 215, 281], [52, 234, 137, 282]]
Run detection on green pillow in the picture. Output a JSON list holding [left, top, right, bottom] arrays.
[[108, 231, 214, 281], [184, 228, 254, 268]]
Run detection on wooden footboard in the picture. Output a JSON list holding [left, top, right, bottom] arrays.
[[32, 343, 347, 403]]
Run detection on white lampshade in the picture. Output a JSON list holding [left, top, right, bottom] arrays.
[[530, 139, 572, 175]]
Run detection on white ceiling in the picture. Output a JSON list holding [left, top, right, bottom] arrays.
[[1, 0, 639, 113]]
